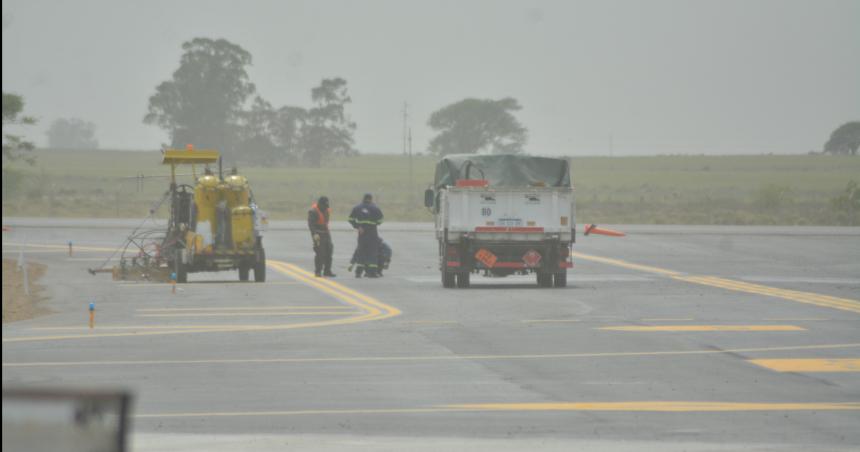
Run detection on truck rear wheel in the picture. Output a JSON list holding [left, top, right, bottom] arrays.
[[553, 270, 567, 288], [456, 272, 470, 288], [536, 272, 552, 288], [442, 270, 455, 288]]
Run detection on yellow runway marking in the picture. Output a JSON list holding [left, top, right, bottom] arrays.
[[29, 324, 313, 331], [522, 319, 581, 323], [572, 252, 681, 276], [5, 342, 858, 368], [749, 358, 860, 373], [442, 401, 860, 412], [764, 318, 831, 321], [600, 325, 805, 332], [640, 318, 695, 322], [134, 401, 860, 419], [399, 320, 459, 324], [136, 306, 349, 312], [572, 251, 860, 315], [137, 311, 355, 318], [118, 281, 301, 287], [678, 275, 860, 314], [2, 259, 399, 343]]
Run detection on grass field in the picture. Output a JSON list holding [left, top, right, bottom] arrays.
[[3, 150, 859, 225]]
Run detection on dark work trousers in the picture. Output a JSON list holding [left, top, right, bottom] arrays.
[[355, 229, 379, 274], [313, 232, 333, 274]]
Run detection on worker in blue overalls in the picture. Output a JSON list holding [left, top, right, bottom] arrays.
[[348, 193, 384, 278]]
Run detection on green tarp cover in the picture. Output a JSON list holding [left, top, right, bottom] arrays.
[[434, 154, 571, 189]]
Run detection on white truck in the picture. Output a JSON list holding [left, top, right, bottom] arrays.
[[424, 154, 575, 288]]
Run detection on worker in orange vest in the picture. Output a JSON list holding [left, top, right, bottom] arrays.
[[308, 196, 336, 277]]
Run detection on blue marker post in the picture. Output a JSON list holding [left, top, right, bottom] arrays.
[[88, 302, 95, 329], [69, 241, 73, 257], [170, 272, 177, 294]]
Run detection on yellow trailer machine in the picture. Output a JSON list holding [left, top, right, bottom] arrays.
[[162, 148, 266, 283]]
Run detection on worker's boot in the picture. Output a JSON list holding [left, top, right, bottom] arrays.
[[323, 269, 337, 277], [355, 266, 363, 278]]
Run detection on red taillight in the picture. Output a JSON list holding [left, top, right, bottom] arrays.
[[446, 246, 459, 259]]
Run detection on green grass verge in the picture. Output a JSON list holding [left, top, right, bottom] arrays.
[[3, 150, 859, 225]]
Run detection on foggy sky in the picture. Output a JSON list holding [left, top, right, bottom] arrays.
[[2, 0, 859, 156]]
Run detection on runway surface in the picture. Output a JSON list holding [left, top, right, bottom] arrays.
[[3, 220, 859, 451]]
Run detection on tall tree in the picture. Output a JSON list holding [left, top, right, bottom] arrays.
[[144, 38, 256, 158], [824, 121, 860, 155], [297, 78, 356, 167], [2, 92, 36, 165], [236, 96, 278, 164], [427, 98, 527, 156], [46, 117, 98, 149]]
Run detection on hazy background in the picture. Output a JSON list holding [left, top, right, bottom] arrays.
[[2, 0, 859, 155]]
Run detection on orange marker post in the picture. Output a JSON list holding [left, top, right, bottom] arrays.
[[88, 302, 95, 329], [584, 224, 626, 237]]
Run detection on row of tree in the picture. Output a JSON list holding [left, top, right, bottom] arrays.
[[143, 38, 355, 166], [143, 37, 530, 165]]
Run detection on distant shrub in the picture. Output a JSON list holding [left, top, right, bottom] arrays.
[[755, 184, 793, 210]]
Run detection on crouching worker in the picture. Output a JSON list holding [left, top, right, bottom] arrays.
[[349, 237, 393, 276], [308, 196, 336, 277]]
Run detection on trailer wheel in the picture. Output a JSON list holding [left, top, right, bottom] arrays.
[[174, 250, 188, 283], [253, 246, 266, 282], [456, 272, 470, 288], [442, 270, 455, 288], [239, 265, 250, 282], [553, 270, 567, 288]]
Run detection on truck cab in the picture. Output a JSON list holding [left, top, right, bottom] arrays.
[[425, 154, 575, 288]]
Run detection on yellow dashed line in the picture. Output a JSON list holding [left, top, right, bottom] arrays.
[[600, 325, 806, 332], [749, 359, 860, 373]]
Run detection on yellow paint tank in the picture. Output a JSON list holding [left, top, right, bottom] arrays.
[[231, 206, 255, 249], [223, 174, 250, 209], [194, 174, 220, 244]]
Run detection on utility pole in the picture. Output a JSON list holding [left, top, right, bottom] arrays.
[[402, 102, 409, 156], [408, 127, 414, 204]]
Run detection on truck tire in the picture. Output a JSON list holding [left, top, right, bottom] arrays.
[[553, 270, 567, 288], [239, 264, 250, 281], [456, 272, 470, 288], [174, 250, 188, 283], [253, 246, 266, 282], [536, 272, 552, 288], [442, 270, 455, 288]]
